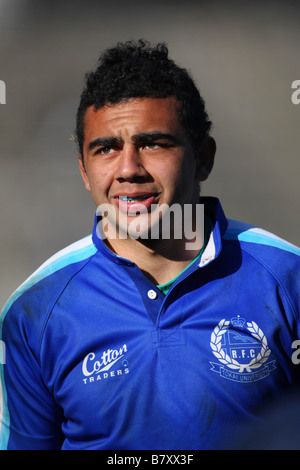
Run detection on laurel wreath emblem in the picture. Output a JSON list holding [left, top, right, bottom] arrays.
[[210, 319, 271, 373]]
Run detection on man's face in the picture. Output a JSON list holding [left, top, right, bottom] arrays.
[[79, 97, 213, 241]]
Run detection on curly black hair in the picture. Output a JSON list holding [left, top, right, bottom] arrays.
[[75, 39, 212, 156]]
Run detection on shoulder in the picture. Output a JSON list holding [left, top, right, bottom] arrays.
[[1, 234, 97, 323], [223, 219, 300, 259], [223, 219, 300, 303]]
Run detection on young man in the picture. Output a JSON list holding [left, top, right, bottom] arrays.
[[0, 40, 299, 450]]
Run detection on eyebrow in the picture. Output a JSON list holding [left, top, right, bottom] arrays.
[[132, 132, 182, 145], [87, 132, 181, 153], [88, 136, 123, 152]]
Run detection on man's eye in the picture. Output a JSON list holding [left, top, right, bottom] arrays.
[[144, 143, 160, 150], [97, 147, 113, 155]]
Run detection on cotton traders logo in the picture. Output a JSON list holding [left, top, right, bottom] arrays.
[[82, 344, 129, 384], [210, 317, 276, 383]]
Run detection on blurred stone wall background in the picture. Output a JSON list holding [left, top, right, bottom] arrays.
[[0, 0, 299, 306]]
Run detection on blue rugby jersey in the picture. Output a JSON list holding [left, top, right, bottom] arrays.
[[0, 197, 300, 450]]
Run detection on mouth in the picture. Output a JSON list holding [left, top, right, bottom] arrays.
[[114, 193, 158, 213], [118, 195, 151, 203]]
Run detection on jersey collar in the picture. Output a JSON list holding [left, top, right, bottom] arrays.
[[92, 196, 228, 268]]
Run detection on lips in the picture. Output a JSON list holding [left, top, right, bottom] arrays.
[[118, 195, 150, 203], [114, 193, 158, 214]]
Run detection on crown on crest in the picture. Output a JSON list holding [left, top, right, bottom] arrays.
[[231, 315, 245, 329]]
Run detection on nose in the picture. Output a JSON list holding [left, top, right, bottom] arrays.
[[115, 144, 148, 181]]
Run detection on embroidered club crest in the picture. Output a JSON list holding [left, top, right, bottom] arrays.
[[210, 317, 276, 382]]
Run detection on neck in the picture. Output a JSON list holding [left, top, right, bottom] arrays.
[[104, 232, 203, 286]]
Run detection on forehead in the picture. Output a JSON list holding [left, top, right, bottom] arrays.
[[82, 97, 184, 141]]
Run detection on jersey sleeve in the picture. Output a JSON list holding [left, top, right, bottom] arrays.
[[0, 295, 64, 450]]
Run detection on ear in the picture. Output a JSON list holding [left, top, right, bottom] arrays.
[[78, 154, 91, 192], [195, 136, 216, 182]]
